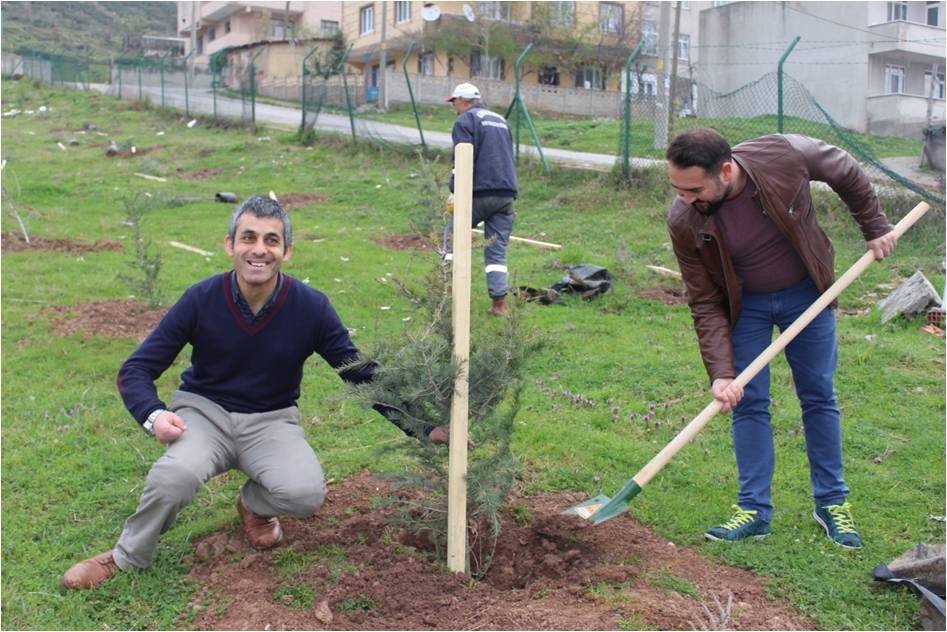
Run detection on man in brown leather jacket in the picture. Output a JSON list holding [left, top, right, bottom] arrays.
[[666, 127, 897, 548]]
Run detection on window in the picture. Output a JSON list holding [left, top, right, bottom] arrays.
[[272, 18, 289, 39], [642, 20, 658, 55], [394, 1, 411, 23], [419, 52, 434, 76], [478, 1, 511, 20], [471, 51, 504, 80], [600, 2, 623, 34], [575, 66, 605, 90], [887, 1, 907, 21], [885, 65, 905, 94], [539, 65, 560, 86], [927, 1, 940, 26], [678, 33, 690, 61], [360, 5, 374, 34], [637, 73, 657, 96], [320, 20, 340, 37], [225, 21, 231, 34], [924, 71, 945, 99], [549, 1, 575, 26], [207, 27, 216, 42]]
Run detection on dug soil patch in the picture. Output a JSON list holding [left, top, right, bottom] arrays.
[[47, 299, 168, 340], [2, 232, 124, 254], [374, 232, 436, 251], [278, 192, 331, 209], [638, 284, 688, 305], [187, 471, 814, 630], [176, 167, 225, 180]]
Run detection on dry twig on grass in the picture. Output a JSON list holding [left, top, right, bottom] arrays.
[[2, 178, 30, 244], [690, 591, 734, 631]]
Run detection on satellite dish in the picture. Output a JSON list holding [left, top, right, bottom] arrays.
[[463, 4, 476, 21], [421, 4, 441, 21]]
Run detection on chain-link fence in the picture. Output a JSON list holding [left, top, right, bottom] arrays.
[[8, 48, 109, 88], [3, 43, 941, 206], [667, 72, 945, 205]]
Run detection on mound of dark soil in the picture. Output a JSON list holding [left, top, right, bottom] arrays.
[[2, 232, 124, 254], [374, 233, 435, 251], [46, 299, 167, 340], [278, 192, 331, 209], [185, 471, 814, 630]]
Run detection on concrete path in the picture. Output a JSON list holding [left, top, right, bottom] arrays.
[[91, 83, 938, 197], [91, 83, 664, 173]]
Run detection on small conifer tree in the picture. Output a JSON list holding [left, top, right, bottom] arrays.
[[346, 157, 538, 576], [117, 193, 163, 309]]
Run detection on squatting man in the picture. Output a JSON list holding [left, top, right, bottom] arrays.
[[63, 195, 453, 589]]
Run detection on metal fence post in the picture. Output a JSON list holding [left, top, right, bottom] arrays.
[[183, 50, 194, 117], [248, 48, 264, 126], [137, 56, 143, 101], [778, 36, 800, 133], [301, 46, 319, 132], [402, 41, 426, 148], [160, 50, 173, 107], [505, 44, 548, 173], [622, 41, 645, 177], [337, 44, 357, 143]]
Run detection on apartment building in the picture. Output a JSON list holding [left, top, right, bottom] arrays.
[[342, 1, 710, 112], [177, 1, 342, 67], [700, 1, 945, 136]]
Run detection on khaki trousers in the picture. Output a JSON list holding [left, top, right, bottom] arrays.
[[113, 390, 325, 569]]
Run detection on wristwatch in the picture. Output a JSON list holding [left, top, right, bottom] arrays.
[[143, 409, 165, 437]]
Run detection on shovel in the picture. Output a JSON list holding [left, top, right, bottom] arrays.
[[566, 201, 931, 524]]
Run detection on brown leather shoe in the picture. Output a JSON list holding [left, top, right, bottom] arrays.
[[62, 550, 121, 589], [237, 496, 283, 549], [488, 296, 509, 316]]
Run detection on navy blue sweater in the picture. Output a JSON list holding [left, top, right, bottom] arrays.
[[117, 272, 428, 438], [449, 106, 518, 198]]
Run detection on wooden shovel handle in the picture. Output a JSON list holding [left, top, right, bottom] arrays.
[[632, 201, 931, 489]]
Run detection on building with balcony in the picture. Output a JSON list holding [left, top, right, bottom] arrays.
[[177, 1, 342, 67], [341, 1, 712, 115], [699, 1, 945, 136]]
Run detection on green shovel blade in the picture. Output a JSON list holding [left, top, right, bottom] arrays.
[[563, 479, 642, 525]]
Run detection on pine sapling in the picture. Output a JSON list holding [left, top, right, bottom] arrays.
[[346, 263, 540, 578], [117, 193, 163, 309]]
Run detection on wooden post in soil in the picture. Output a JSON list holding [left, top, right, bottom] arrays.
[[447, 142, 474, 573]]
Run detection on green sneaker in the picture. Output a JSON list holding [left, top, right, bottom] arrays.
[[813, 502, 863, 549], [704, 505, 771, 542]]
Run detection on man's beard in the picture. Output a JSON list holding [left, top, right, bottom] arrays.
[[693, 183, 732, 216]]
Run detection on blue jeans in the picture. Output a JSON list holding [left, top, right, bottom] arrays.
[[730, 278, 848, 522]]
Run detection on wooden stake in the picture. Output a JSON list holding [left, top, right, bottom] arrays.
[[168, 241, 213, 256], [133, 172, 167, 182], [471, 228, 562, 250], [646, 264, 682, 279], [447, 142, 473, 574]]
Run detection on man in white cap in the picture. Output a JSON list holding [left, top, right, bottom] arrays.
[[445, 82, 518, 316]]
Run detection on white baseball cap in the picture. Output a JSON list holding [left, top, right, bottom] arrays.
[[447, 82, 481, 102]]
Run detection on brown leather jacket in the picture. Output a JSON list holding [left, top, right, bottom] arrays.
[[667, 134, 893, 382]]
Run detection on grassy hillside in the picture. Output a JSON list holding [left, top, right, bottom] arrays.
[[0, 1, 176, 59]]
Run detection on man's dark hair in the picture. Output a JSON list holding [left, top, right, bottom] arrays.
[[666, 127, 733, 174], [228, 195, 293, 248]]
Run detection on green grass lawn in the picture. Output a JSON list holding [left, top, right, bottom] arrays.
[[1, 79, 944, 630]]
